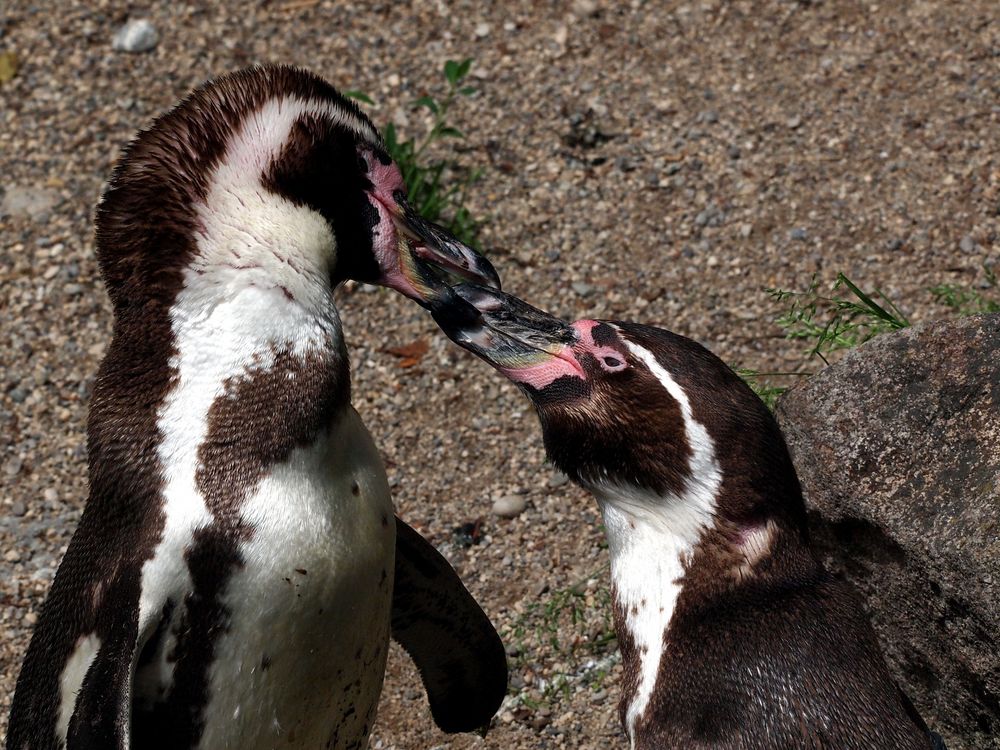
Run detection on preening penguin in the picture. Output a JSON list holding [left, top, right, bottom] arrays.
[[434, 284, 946, 750], [8, 66, 506, 750]]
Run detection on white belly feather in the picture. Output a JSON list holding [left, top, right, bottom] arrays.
[[134, 407, 395, 750]]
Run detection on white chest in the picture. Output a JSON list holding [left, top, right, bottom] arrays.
[[135, 409, 395, 750], [200, 407, 395, 749]]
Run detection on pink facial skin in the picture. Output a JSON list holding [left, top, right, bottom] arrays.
[[500, 320, 627, 389], [499, 347, 584, 389], [362, 152, 431, 301]]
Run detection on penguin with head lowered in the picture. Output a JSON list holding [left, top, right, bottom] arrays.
[[433, 284, 946, 749], [8, 66, 507, 750]]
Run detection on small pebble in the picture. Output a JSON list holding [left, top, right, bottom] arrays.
[[5, 549, 22, 563], [492, 494, 527, 518], [959, 235, 976, 253], [571, 281, 593, 297], [548, 472, 569, 488], [3, 456, 22, 476], [112, 19, 159, 53], [790, 227, 809, 242], [10, 500, 27, 516]]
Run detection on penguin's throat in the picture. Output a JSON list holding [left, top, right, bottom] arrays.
[[593, 482, 714, 745]]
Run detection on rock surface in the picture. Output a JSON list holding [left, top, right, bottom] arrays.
[[0, 185, 60, 221], [777, 315, 1000, 749]]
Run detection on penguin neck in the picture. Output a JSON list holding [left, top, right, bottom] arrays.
[[591, 466, 814, 745], [591, 479, 718, 745]]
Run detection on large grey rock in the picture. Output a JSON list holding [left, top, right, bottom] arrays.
[[776, 315, 999, 750]]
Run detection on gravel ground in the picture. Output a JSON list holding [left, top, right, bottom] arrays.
[[1, 1, 997, 747]]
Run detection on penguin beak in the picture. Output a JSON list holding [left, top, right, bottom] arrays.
[[378, 192, 501, 313], [432, 283, 586, 388]]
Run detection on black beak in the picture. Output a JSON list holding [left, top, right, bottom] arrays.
[[387, 194, 501, 315], [394, 195, 501, 288], [432, 283, 579, 370]]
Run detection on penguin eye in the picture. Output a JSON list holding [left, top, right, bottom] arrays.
[[357, 153, 369, 173], [600, 356, 627, 373]]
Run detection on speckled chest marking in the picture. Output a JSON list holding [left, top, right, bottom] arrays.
[[134, 404, 394, 750], [596, 339, 722, 748]]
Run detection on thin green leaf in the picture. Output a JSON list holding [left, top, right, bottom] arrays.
[[459, 85, 477, 96], [383, 122, 397, 148], [414, 95, 439, 114], [456, 58, 473, 80], [343, 90, 375, 105], [836, 273, 908, 328], [438, 126, 465, 139], [444, 60, 460, 85]]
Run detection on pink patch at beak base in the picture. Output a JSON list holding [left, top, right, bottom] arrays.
[[500, 345, 584, 389]]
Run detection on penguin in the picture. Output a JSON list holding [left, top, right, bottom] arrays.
[[7, 66, 507, 750], [431, 283, 947, 750]]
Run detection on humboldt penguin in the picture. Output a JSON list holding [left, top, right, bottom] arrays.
[[433, 283, 946, 749], [8, 66, 506, 750]]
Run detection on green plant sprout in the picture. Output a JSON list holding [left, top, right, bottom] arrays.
[[767, 272, 910, 366], [346, 59, 483, 248], [503, 565, 616, 708], [929, 264, 999, 315], [743, 264, 998, 410]]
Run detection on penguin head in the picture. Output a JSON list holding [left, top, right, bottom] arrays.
[[95, 65, 499, 313], [435, 284, 801, 520]]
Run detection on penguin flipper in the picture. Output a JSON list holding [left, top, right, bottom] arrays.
[[390, 516, 508, 734], [8, 597, 140, 749], [62, 620, 139, 749]]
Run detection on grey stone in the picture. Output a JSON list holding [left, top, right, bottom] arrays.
[[1, 185, 60, 221], [571, 281, 593, 297], [3, 456, 22, 476], [776, 315, 1000, 748], [10, 500, 26, 517], [959, 235, 976, 253], [695, 204, 723, 228], [548, 471, 569, 488], [789, 227, 809, 241], [112, 19, 159, 53], [491, 494, 527, 518]]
